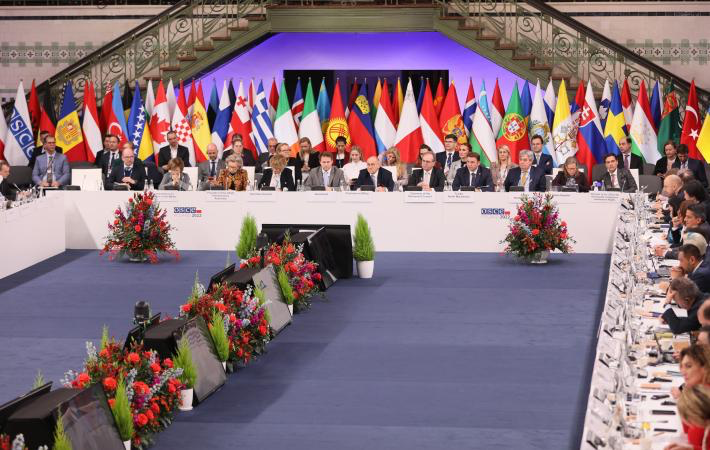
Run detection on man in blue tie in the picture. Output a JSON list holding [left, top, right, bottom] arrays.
[[106, 143, 146, 190], [435, 134, 460, 178]]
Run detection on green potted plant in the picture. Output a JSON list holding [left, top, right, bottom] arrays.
[[277, 266, 295, 315], [209, 310, 230, 371], [236, 214, 258, 261], [112, 378, 134, 450], [173, 336, 197, 411], [353, 214, 375, 278], [53, 415, 72, 450]]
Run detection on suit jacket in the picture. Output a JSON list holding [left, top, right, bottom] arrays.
[[106, 159, 146, 191], [258, 152, 275, 171], [532, 152, 554, 175], [158, 145, 191, 168], [662, 295, 706, 335], [357, 168, 395, 191], [504, 166, 547, 192], [690, 259, 710, 294], [551, 171, 589, 192], [599, 168, 637, 192], [31, 152, 70, 186], [197, 159, 226, 182], [681, 157, 709, 187], [0, 179, 16, 201], [95, 149, 122, 176], [28, 145, 63, 168], [222, 149, 256, 167], [436, 151, 460, 172], [653, 156, 681, 175], [408, 167, 447, 191], [304, 167, 346, 189], [617, 152, 644, 175], [451, 166, 494, 191], [258, 168, 296, 191], [158, 172, 191, 191]]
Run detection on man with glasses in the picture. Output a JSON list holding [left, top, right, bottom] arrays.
[[436, 134, 460, 177], [408, 151, 445, 191], [677, 144, 708, 187], [31, 136, 70, 188], [504, 150, 547, 192], [106, 143, 146, 190], [357, 156, 395, 192]]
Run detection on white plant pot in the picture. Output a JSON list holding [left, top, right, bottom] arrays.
[[179, 388, 193, 411], [356, 260, 374, 278], [288, 304, 294, 315], [123, 440, 131, 450], [222, 361, 226, 371]]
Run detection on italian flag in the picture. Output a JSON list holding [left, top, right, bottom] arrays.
[[298, 79, 325, 151], [630, 80, 660, 164], [273, 80, 300, 156]]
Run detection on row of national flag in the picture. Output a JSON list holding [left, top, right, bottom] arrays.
[[1, 76, 709, 171]]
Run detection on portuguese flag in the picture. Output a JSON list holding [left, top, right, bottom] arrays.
[[496, 81, 529, 164]]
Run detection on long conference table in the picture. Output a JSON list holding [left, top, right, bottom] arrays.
[[47, 190, 623, 253]]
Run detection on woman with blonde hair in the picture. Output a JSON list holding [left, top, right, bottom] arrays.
[[382, 147, 408, 188], [490, 145, 517, 192], [342, 145, 367, 184], [667, 384, 710, 450], [215, 154, 249, 191]]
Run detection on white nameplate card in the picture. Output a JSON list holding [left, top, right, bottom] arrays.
[[590, 191, 621, 203], [442, 191, 475, 203], [205, 191, 237, 203], [404, 191, 435, 203], [247, 191, 277, 202], [153, 191, 178, 203], [306, 191, 338, 203], [341, 191, 374, 203]]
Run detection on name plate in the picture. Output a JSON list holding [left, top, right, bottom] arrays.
[[247, 191, 277, 202], [341, 191, 374, 203], [590, 191, 621, 203], [205, 191, 237, 203], [153, 191, 178, 203], [404, 191, 435, 203], [306, 191, 338, 203], [442, 191, 475, 203]]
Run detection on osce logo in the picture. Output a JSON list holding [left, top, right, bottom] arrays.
[[173, 207, 203, 218], [480, 208, 510, 217]]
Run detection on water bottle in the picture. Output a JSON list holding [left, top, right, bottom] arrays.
[[340, 179, 346, 192]]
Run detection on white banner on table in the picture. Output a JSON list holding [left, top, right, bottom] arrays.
[[341, 191, 374, 203], [404, 191, 435, 203], [442, 191, 476, 203], [247, 191, 277, 202], [205, 191, 237, 203], [306, 191, 338, 203]]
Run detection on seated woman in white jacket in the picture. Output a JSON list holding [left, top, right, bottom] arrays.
[[159, 158, 192, 191]]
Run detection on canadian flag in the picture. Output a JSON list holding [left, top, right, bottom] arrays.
[[150, 80, 172, 160], [171, 81, 196, 166], [226, 80, 256, 159]]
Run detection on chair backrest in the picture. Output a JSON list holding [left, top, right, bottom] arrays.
[[644, 163, 656, 176], [7, 166, 32, 188], [69, 161, 95, 169], [628, 168, 640, 189], [286, 166, 296, 185], [243, 166, 255, 182], [183, 167, 198, 189], [545, 174, 552, 191], [383, 166, 398, 179], [591, 163, 607, 183], [639, 174, 663, 194], [551, 167, 585, 178], [71, 168, 103, 190]]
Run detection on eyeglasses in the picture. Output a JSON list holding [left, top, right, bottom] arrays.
[[422, 159, 434, 163]]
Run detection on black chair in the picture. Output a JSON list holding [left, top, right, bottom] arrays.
[[404, 185, 422, 191], [7, 166, 32, 189], [69, 161, 95, 169], [591, 163, 607, 184], [61, 185, 80, 191]]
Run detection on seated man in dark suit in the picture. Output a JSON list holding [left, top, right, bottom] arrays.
[[617, 136, 644, 175], [504, 150, 546, 192], [677, 144, 708, 188], [597, 152, 637, 192], [677, 243, 710, 294], [223, 135, 256, 167], [106, 144, 146, 191], [94, 134, 121, 176], [257, 154, 295, 191], [654, 140, 681, 177], [662, 276, 707, 335], [408, 150, 445, 191], [452, 152, 494, 191], [530, 135, 553, 175], [0, 160, 17, 201], [357, 156, 395, 192], [158, 131, 191, 173]]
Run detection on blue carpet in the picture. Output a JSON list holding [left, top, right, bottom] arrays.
[[0, 251, 608, 449]]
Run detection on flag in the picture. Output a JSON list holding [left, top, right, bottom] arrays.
[[469, 91, 496, 168], [698, 106, 710, 163], [316, 79, 331, 134], [419, 79, 445, 154], [371, 78, 382, 122], [630, 80, 660, 164], [439, 81, 466, 144], [207, 80, 219, 130], [249, 79, 256, 113], [150, 80, 171, 158], [576, 80, 606, 178], [657, 81, 682, 154], [187, 79, 196, 120], [416, 77, 426, 114], [166, 79, 177, 122], [529, 80, 555, 165], [543, 80, 556, 128], [228, 79, 236, 107], [98, 83, 113, 135], [123, 79, 132, 121], [462, 78, 477, 137], [299, 78, 325, 152], [621, 79, 634, 131], [273, 80, 300, 156], [109, 81, 129, 144], [81, 81, 102, 163], [346, 79, 359, 119], [291, 78, 304, 128], [55, 81, 86, 162], [144, 80, 155, 118], [126, 82, 154, 163], [650, 81, 662, 130], [570, 83, 585, 127], [433, 79, 445, 118], [520, 80, 532, 120], [28, 80, 41, 135], [325, 80, 350, 152], [4, 81, 34, 165], [603, 81, 627, 155], [490, 79, 505, 137], [268, 79, 278, 123], [374, 79, 396, 153], [496, 82, 529, 163], [551, 80, 577, 164], [347, 82, 377, 159], [37, 89, 57, 146], [172, 81, 196, 166], [211, 80, 232, 155], [394, 79, 423, 163], [250, 80, 274, 155], [227, 80, 256, 157], [598, 79, 612, 129], [190, 81, 211, 163], [681, 80, 701, 159], [478, 80, 491, 124], [393, 78, 404, 126], [0, 106, 7, 162]]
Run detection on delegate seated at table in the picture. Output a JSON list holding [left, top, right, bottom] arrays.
[[504, 150, 546, 192], [106, 144, 146, 191], [258, 155, 295, 191], [451, 153, 493, 192], [198, 144, 226, 189], [408, 151, 445, 191], [661, 277, 707, 335], [304, 151, 346, 190], [159, 158, 191, 191], [31, 136, 70, 188], [357, 156, 395, 192], [670, 384, 710, 450], [214, 154, 249, 191], [597, 153, 637, 192], [551, 156, 589, 192]]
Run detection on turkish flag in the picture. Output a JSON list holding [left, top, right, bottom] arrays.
[[681, 80, 701, 159]]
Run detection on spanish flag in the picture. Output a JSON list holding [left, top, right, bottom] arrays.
[[55, 81, 87, 161], [190, 80, 211, 163]]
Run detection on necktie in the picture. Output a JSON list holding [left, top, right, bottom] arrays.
[[47, 155, 54, 184], [108, 153, 114, 168], [424, 171, 430, 186], [125, 166, 132, 178], [625, 155, 629, 169], [323, 170, 330, 187], [611, 172, 617, 188], [520, 171, 528, 187], [371, 174, 377, 186], [446, 153, 453, 169], [470, 171, 476, 186], [534, 155, 539, 166], [210, 161, 216, 177]]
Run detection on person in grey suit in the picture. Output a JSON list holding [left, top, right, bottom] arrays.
[[197, 144, 226, 189], [303, 151, 346, 190], [159, 158, 192, 191], [598, 153, 637, 192], [31, 135, 70, 187], [446, 143, 470, 183]]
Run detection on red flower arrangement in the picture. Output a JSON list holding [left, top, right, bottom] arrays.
[[100, 191, 179, 263], [501, 193, 575, 261]]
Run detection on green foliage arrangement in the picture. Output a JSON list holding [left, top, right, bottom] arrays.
[[209, 311, 230, 363], [353, 214, 375, 261], [236, 214, 258, 260], [100, 325, 109, 350], [277, 267, 295, 305], [53, 415, 72, 450], [32, 370, 45, 389], [112, 378, 134, 442], [173, 337, 197, 389]]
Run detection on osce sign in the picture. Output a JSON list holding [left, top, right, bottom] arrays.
[[480, 208, 510, 217], [173, 206, 203, 218]]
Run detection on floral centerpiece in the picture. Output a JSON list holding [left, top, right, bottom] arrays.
[[62, 337, 183, 450], [501, 193, 575, 263], [100, 191, 179, 263]]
